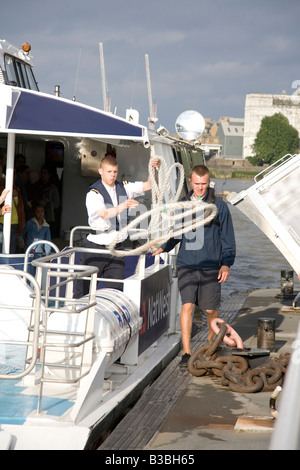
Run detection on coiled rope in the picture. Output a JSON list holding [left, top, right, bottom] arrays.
[[108, 156, 217, 259]]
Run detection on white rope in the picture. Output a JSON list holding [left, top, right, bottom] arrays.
[[108, 156, 218, 258]]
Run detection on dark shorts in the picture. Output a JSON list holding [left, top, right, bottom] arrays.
[[177, 267, 221, 310]]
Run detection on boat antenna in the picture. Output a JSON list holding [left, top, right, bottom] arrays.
[[73, 46, 82, 102], [99, 42, 111, 112], [145, 53, 158, 130]]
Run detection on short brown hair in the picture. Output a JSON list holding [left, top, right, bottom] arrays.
[[100, 155, 118, 168], [190, 164, 210, 179]]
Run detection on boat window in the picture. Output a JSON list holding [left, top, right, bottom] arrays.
[[15, 61, 26, 88], [4, 55, 18, 85], [4, 54, 39, 91], [25, 65, 39, 91]]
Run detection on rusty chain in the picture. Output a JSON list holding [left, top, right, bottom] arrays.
[[188, 321, 290, 393]]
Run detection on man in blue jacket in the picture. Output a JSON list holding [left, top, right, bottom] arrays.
[[153, 165, 236, 367]]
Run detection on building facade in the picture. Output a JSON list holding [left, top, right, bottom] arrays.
[[216, 117, 244, 159], [243, 91, 300, 158]]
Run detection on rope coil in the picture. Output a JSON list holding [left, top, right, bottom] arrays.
[[108, 156, 217, 258]]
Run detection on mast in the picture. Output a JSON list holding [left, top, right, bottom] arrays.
[[99, 42, 111, 112], [145, 53, 158, 129]]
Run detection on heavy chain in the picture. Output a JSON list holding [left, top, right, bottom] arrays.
[[188, 321, 290, 393]]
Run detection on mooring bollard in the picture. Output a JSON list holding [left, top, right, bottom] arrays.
[[257, 317, 275, 352], [281, 270, 294, 295]]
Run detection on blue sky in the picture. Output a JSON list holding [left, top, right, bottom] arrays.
[[2, 0, 299, 132]]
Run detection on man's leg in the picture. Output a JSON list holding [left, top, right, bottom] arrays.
[[73, 240, 107, 298], [103, 253, 125, 291], [180, 302, 194, 355], [206, 309, 219, 341]]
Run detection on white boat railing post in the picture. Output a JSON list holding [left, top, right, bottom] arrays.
[[2, 133, 15, 254]]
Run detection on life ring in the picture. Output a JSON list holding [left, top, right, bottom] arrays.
[[210, 318, 244, 350]]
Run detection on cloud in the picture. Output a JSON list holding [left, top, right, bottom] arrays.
[[198, 61, 261, 78], [1, 0, 300, 130]]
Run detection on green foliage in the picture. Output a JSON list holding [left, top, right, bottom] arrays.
[[231, 169, 258, 179], [251, 113, 299, 165]]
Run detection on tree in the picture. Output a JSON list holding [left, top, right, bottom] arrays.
[[249, 113, 299, 166]]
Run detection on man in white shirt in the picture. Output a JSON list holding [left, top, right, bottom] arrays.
[[74, 154, 158, 298]]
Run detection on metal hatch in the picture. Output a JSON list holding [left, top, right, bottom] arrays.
[[227, 154, 300, 274]]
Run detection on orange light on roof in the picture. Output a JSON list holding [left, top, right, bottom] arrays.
[[21, 42, 31, 53]]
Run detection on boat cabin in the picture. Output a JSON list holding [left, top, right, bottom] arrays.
[[0, 40, 39, 91], [0, 41, 205, 251]]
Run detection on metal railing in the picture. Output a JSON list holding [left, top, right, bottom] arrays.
[[30, 248, 99, 413], [0, 243, 99, 414], [0, 267, 41, 380], [0, 232, 173, 415], [254, 153, 298, 182]]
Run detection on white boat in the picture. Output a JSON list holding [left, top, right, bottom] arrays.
[[0, 40, 206, 449]]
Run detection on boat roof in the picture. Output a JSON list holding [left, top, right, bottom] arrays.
[[0, 84, 149, 146]]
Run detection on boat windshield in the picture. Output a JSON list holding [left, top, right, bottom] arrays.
[[4, 54, 39, 91]]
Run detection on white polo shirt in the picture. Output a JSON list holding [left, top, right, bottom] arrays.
[[86, 181, 144, 245]]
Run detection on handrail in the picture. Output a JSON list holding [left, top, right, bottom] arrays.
[[0, 238, 170, 417], [0, 252, 98, 383], [0, 267, 41, 380], [69, 226, 91, 247], [254, 153, 296, 182], [23, 240, 60, 272]]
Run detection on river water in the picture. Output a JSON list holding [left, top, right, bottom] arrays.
[[212, 178, 299, 300]]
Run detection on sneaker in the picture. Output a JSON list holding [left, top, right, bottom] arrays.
[[179, 353, 191, 368]]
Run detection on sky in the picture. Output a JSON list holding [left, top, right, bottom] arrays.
[[1, 0, 299, 132]]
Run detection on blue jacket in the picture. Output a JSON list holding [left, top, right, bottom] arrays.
[[162, 190, 236, 270], [24, 218, 52, 255]]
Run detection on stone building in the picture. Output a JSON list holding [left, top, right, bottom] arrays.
[[243, 91, 300, 158]]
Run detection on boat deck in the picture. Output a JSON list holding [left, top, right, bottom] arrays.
[[99, 288, 300, 451]]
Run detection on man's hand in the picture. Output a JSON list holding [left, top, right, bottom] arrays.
[[151, 247, 163, 257], [0, 189, 9, 205], [218, 265, 230, 283], [1, 204, 11, 215], [150, 157, 160, 169]]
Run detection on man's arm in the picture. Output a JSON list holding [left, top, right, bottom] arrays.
[[97, 199, 138, 219]]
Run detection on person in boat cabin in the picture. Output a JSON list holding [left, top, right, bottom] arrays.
[[74, 153, 159, 298], [24, 202, 51, 258], [0, 181, 26, 254], [38, 165, 61, 238], [0, 188, 11, 216], [152, 164, 236, 368]]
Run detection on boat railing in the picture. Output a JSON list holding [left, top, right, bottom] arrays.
[[0, 267, 41, 380], [254, 153, 297, 182], [29, 250, 99, 412], [0, 248, 99, 414], [23, 239, 61, 273], [0, 234, 174, 415], [68, 225, 168, 279]]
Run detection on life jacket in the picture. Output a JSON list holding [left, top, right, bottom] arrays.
[[89, 179, 129, 230]]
